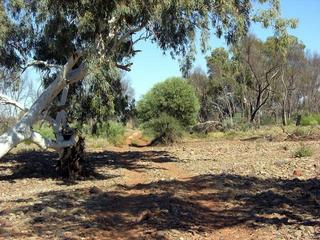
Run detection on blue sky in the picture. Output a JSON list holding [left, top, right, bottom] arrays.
[[128, 0, 320, 99]]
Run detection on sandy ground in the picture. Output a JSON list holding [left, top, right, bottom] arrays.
[[0, 138, 319, 240]]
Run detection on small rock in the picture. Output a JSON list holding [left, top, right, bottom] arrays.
[[156, 230, 167, 239], [170, 229, 180, 235], [281, 203, 290, 209], [161, 209, 169, 214], [89, 186, 103, 194], [136, 210, 153, 223], [16, 211, 24, 216], [77, 198, 86, 203], [274, 160, 287, 167], [294, 230, 302, 239], [293, 169, 302, 177], [41, 207, 58, 214], [63, 231, 73, 238], [305, 226, 315, 234]]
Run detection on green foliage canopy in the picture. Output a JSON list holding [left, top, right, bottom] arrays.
[[137, 77, 200, 126], [0, 0, 296, 126], [1, 0, 291, 75]]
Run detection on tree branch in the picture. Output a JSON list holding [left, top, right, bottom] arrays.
[[22, 60, 62, 73], [0, 51, 85, 158], [39, 113, 58, 130], [63, 51, 83, 80], [133, 30, 151, 45], [66, 63, 86, 84], [265, 65, 280, 83], [110, 24, 146, 54], [0, 93, 28, 112], [30, 131, 76, 150], [245, 57, 260, 84], [118, 25, 145, 45], [116, 63, 133, 71]]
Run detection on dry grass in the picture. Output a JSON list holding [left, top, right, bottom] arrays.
[[200, 125, 320, 141], [293, 144, 314, 158], [85, 137, 110, 149]]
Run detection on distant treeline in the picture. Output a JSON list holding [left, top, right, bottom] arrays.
[[187, 34, 320, 127]]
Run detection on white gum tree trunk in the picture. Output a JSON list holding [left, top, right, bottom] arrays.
[[0, 52, 86, 158]]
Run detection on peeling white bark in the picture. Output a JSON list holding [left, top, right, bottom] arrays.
[[30, 131, 76, 150], [55, 86, 69, 133], [0, 52, 85, 158], [54, 86, 70, 158]]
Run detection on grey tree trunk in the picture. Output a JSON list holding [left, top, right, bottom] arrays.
[[0, 52, 86, 159], [281, 70, 288, 126]]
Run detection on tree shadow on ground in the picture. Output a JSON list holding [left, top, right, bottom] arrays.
[[0, 150, 177, 182], [0, 151, 59, 181], [87, 150, 177, 172], [0, 174, 319, 239]]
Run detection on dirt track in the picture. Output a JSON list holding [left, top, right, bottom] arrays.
[[0, 139, 319, 239]]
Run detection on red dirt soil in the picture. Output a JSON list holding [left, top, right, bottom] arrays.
[[0, 139, 319, 239]]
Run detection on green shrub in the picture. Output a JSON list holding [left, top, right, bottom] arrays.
[[301, 113, 320, 126], [301, 115, 318, 126], [291, 126, 312, 137], [238, 122, 254, 132], [260, 115, 276, 125], [137, 77, 199, 144], [222, 117, 234, 130], [143, 113, 184, 144], [108, 121, 125, 145], [221, 114, 252, 131], [33, 124, 55, 139], [72, 120, 125, 146], [137, 77, 200, 127], [73, 123, 92, 135], [99, 121, 125, 145], [293, 144, 313, 158]]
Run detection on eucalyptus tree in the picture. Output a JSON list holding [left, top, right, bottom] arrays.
[[232, 35, 284, 123], [67, 69, 134, 135], [303, 53, 320, 113], [285, 42, 307, 116], [187, 68, 212, 121], [0, 0, 289, 159], [265, 36, 306, 125], [206, 47, 241, 123]]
